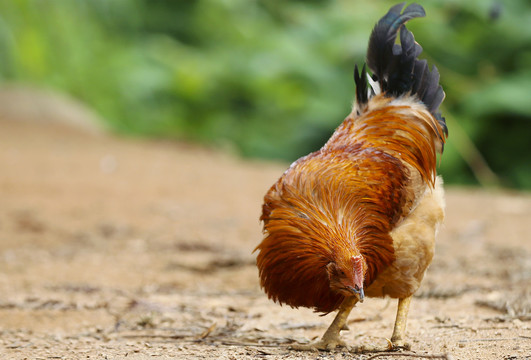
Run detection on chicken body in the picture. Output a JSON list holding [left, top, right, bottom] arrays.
[[255, 3, 447, 352]]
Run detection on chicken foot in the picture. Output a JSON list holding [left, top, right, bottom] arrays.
[[292, 296, 412, 353], [352, 296, 412, 353], [291, 296, 358, 351]]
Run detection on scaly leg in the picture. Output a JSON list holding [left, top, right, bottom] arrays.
[[291, 296, 358, 351], [390, 296, 412, 349], [352, 296, 412, 353]]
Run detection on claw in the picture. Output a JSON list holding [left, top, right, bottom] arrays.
[[385, 338, 394, 350]]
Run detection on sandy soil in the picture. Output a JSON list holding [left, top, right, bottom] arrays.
[[0, 116, 530, 360]]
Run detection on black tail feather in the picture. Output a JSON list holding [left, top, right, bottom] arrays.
[[411, 59, 428, 95], [366, 2, 425, 91], [354, 64, 368, 113], [355, 3, 447, 136]]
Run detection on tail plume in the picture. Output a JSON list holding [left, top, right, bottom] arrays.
[[355, 3, 447, 136]]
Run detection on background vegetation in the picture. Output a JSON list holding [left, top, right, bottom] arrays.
[[0, 0, 530, 188]]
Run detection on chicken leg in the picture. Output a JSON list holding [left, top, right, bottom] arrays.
[[390, 296, 412, 348], [292, 296, 358, 351], [353, 296, 413, 353]]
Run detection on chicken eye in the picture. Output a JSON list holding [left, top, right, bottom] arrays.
[[339, 269, 346, 277]]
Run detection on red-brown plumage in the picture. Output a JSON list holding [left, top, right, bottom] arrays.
[[256, 95, 446, 314]]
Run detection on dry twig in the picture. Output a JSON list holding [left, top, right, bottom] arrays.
[[120, 333, 188, 340], [366, 353, 452, 360], [220, 340, 287, 348], [458, 336, 525, 343]]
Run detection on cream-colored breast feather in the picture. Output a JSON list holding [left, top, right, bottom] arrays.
[[365, 176, 445, 299]]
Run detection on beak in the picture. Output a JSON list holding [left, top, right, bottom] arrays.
[[357, 287, 365, 303], [347, 286, 365, 303]]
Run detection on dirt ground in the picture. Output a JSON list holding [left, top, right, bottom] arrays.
[[1, 109, 530, 359]]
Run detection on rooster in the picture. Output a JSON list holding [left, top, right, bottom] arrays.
[[255, 3, 447, 352]]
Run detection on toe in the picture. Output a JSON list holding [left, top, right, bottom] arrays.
[[290, 337, 346, 352], [390, 338, 410, 350], [348, 339, 411, 354], [289, 344, 317, 352]]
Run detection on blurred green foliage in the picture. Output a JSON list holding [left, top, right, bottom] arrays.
[[0, 0, 530, 188]]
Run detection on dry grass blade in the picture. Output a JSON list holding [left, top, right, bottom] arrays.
[[198, 323, 217, 340]]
